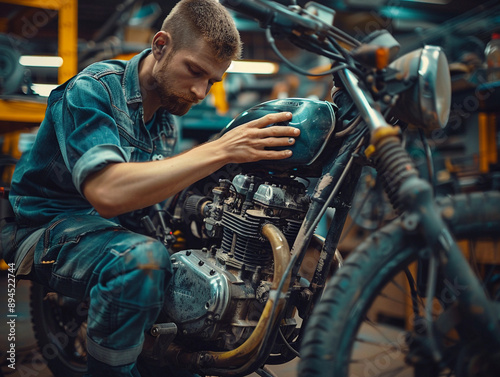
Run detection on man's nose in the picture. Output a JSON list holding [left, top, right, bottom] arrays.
[[191, 81, 209, 100]]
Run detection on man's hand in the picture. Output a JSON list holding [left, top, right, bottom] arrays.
[[215, 111, 300, 163]]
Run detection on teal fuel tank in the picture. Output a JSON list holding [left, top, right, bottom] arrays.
[[221, 98, 337, 174]]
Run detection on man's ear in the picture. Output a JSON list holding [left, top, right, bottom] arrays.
[[152, 31, 172, 60]]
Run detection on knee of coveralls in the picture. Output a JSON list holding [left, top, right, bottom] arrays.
[[86, 232, 173, 364]]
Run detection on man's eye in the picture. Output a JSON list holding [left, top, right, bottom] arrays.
[[188, 67, 200, 76]]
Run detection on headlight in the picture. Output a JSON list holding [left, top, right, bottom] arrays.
[[390, 45, 451, 130]]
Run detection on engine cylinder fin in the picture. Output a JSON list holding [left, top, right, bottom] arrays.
[[221, 211, 261, 239], [221, 211, 276, 270], [221, 228, 273, 270], [284, 219, 302, 245], [220, 211, 303, 271]]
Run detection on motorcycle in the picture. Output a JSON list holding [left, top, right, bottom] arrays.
[[15, 1, 500, 376]]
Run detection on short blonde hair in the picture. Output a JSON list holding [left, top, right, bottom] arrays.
[[161, 0, 242, 62]]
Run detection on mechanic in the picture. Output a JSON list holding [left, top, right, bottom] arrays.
[[0, 0, 299, 376]]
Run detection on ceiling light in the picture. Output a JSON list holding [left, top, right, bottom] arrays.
[[19, 56, 63, 68], [227, 60, 279, 75], [31, 83, 58, 97]]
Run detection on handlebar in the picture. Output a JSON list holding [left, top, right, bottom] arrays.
[[221, 0, 388, 132], [220, 0, 326, 34], [220, 0, 274, 26], [221, 0, 448, 134]]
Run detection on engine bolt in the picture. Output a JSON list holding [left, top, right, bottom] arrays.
[[186, 250, 191, 256], [210, 269, 216, 275]]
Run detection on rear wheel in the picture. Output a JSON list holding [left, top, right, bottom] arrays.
[[30, 282, 87, 377], [298, 191, 500, 377]]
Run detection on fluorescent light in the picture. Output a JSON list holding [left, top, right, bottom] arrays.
[[227, 60, 279, 75], [31, 83, 58, 97], [19, 56, 63, 68]]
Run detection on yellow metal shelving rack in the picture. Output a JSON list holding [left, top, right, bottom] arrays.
[[0, 0, 77, 182]]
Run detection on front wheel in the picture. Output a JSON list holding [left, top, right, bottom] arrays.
[[298, 191, 500, 377]]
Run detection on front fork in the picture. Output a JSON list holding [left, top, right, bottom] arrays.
[[370, 127, 500, 358], [339, 65, 500, 353]]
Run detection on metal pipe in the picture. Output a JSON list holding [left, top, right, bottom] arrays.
[[338, 70, 388, 130], [166, 223, 291, 370]]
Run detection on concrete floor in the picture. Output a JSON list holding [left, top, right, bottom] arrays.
[[0, 276, 299, 377]]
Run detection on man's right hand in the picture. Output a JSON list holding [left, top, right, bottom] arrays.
[[214, 111, 300, 163]]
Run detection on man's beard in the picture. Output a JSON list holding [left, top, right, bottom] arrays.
[[158, 89, 195, 116], [153, 54, 198, 116]]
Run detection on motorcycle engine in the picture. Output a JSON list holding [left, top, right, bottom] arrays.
[[163, 173, 310, 351]]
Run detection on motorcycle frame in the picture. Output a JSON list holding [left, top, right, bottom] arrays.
[[228, 66, 500, 375], [292, 127, 366, 299], [197, 41, 500, 377]]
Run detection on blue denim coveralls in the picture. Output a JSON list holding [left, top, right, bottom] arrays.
[[1, 49, 190, 376]]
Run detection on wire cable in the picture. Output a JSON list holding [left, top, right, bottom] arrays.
[[265, 28, 363, 78]]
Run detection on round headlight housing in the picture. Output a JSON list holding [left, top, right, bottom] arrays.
[[390, 45, 451, 130]]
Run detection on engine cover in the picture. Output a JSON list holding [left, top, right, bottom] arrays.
[[163, 249, 253, 342]]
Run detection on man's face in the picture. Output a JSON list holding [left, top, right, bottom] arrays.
[[152, 39, 231, 116]]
